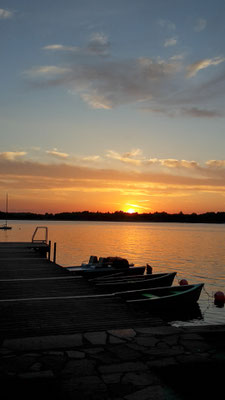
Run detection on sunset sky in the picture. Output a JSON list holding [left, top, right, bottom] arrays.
[[1, 0, 225, 214]]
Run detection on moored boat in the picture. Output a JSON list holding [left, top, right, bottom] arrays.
[[66, 256, 151, 278], [0, 194, 12, 230], [93, 272, 177, 293], [116, 283, 204, 308]]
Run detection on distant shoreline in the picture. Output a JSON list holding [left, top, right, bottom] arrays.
[[1, 211, 225, 224]]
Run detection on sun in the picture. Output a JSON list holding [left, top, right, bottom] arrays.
[[126, 208, 136, 214]]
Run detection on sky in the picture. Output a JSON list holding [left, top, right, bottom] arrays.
[[0, 0, 225, 214]]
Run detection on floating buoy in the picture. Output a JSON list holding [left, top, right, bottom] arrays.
[[214, 291, 225, 306], [179, 279, 188, 286]]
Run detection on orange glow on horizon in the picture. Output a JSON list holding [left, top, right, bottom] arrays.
[[126, 208, 136, 214]]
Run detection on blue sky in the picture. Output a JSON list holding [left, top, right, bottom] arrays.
[[0, 0, 225, 213]]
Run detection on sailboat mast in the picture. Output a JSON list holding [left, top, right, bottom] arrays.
[[5, 193, 8, 225]]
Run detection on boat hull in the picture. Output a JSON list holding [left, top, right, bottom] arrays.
[[94, 272, 177, 293], [117, 283, 204, 309], [66, 265, 146, 278]]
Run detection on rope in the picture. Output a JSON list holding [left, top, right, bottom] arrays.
[[203, 285, 214, 299]]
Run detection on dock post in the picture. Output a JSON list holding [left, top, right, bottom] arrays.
[[48, 240, 51, 260], [53, 242, 57, 263]]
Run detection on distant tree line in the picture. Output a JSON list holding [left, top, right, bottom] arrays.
[[1, 210, 225, 223]]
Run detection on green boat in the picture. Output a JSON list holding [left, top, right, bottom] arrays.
[[116, 283, 204, 308]]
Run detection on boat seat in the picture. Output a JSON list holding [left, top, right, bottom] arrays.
[[142, 293, 159, 299]]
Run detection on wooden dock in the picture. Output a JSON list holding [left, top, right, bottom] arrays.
[[0, 241, 163, 339]]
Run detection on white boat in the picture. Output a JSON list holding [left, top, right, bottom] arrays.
[[0, 194, 12, 230]]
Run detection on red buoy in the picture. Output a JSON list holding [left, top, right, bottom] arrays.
[[214, 291, 225, 306], [179, 279, 188, 286]]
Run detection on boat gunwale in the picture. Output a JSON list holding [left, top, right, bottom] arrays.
[[124, 283, 204, 303], [95, 272, 177, 286]]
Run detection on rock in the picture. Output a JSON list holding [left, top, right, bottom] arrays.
[[102, 373, 122, 384], [84, 331, 107, 345], [135, 327, 180, 336], [99, 361, 147, 374], [3, 334, 83, 351], [109, 335, 126, 344], [147, 357, 177, 368], [18, 370, 54, 379], [66, 350, 85, 359], [108, 344, 142, 360], [135, 336, 158, 347], [122, 371, 157, 386], [61, 359, 97, 377], [108, 329, 136, 340], [124, 385, 167, 400], [61, 375, 107, 399]]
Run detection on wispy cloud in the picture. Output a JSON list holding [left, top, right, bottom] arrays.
[[164, 37, 178, 47], [106, 149, 144, 166], [0, 8, 14, 19], [24, 65, 71, 77], [0, 157, 224, 199], [42, 32, 110, 57], [187, 56, 225, 78], [160, 159, 199, 169], [158, 19, 176, 31], [0, 151, 27, 160], [206, 160, 225, 168], [24, 32, 225, 118], [80, 155, 101, 162], [194, 18, 207, 32], [106, 150, 201, 170], [26, 56, 180, 109], [43, 44, 78, 52], [181, 107, 222, 118], [46, 149, 69, 159], [87, 32, 110, 55]]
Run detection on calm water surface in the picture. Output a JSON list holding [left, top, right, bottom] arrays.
[[1, 220, 225, 327]]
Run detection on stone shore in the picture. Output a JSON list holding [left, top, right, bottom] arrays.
[[1, 324, 225, 399]]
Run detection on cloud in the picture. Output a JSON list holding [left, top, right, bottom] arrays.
[[181, 107, 222, 118], [0, 151, 27, 160], [122, 149, 143, 158], [46, 149, 69, 159], [164, 37, 177, 47], [194, 18, 207, 32], [81, 92, 112, 109], [87, 32, 110, 55], [158, 19, 176, 31], [206, 160, 225, 168], [25, 35, 224, 117], [0, 8, 14, 19], [106, 150, 201, 170], [0, 154, 225, 215], [80, 155, 101, 162], [0, 158, 224, 201], [160, 159, 199, 169], [25, 65, 71, 77], [106, 150, 143, 166], [43, 44, 78, 52], [186, 56, 225, 78], [43, 32, 110, 57], [27, 56, 180, 109]]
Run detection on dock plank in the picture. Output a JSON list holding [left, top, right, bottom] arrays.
[[0, 296, 163, 338], [0, 241, 164, 339]]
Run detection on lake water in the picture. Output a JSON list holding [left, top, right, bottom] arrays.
[[1, 220, 225, 327]]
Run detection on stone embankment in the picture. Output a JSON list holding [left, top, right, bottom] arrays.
[[1, 324, 225, 399]]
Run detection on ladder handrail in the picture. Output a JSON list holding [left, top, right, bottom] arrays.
[[32, 226, 48, 244]]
